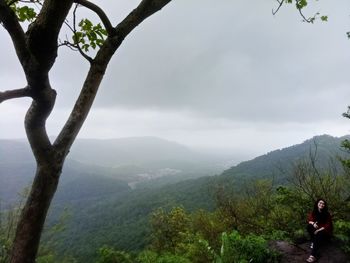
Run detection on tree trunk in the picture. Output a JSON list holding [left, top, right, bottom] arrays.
[[10, 162, 62, 263]]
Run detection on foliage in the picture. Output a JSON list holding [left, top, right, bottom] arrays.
[[276, 0, 328, 24], [215, 231, 279, 263], [334, 220, 350, 253], [147, 206, 279, 263], [73, 19, 107, 52], [136, 251, 158, 263], [37, 135, 350, 261], [2, 144, 350, 262], [150, 207, 191, 253], [96, 246, 133, 263], [149, 207, 217, 263], [13, 5, 37, 22], [0, 194, 26, 263], [341, 106, 350, 172], [6, 1, 38, 22], [137, 251, 190, 263], [288, 155, 350, 219], [0, 198, 75, 263], [191, 209, 229, 251]]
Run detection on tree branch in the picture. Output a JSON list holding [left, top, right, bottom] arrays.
[[272, 0, 284, 16], [54, 0, 173, 157], [58, 7, 93, 63], [0, 0, 30, 65], [72, 4, 93, 63], [73, 0, 115, 36], [297, 7, 314, 23], [114, 0, 172, 40], [24, 0, 74, 73], [0, 87, 31, 103]]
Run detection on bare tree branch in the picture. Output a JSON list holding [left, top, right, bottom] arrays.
[[298, 7, 312, 23], [272, 0, 284, 16], [73, 0, 115, 36], [114, 0, 172, 40], [0, 87, 31, 103]]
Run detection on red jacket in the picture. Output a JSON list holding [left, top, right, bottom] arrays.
[[307, 212, 333, 235]]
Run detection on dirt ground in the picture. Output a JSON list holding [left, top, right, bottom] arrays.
[[270, 240, 350, 263]]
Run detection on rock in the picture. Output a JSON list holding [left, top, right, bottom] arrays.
[[269, 240, 350, 263]]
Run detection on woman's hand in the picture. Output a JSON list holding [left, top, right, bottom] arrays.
[[314, 227, 324, 234]]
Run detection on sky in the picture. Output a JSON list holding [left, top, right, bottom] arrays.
[[1, 0, 350, 159]]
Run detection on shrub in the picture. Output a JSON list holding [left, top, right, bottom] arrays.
[[334, 220, 350, 253], [216, 231, 279, 263]]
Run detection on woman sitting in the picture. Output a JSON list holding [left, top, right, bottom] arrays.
[[306, 198, 333, 262]]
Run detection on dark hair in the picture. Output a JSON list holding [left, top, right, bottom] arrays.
[[312, 198, 329, 223]]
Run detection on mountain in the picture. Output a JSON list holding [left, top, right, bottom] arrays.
[[0, 137, 228, 206], [69, 137, 197, 167], [220, 134, 349, 184], [222, 135, 350, 187], [42, 134, 349, 261]]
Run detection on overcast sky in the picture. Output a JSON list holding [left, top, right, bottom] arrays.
[[1, 0, 350, 158]]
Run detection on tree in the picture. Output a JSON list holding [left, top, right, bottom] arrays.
[[341, 106, 350, 171], [150, 207, 191, 253], [273, 0, 328, 23], [0, 0, 172, 262]]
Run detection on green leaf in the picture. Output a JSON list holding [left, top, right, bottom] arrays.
[[320, 16, 328, 22], [74, 19, 107, 52], [15, 6, 37, 22], [296, 0, 308, 9]]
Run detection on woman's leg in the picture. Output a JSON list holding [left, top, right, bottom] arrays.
[[311, 230, 330, 257], [307, 224, 316, 242]]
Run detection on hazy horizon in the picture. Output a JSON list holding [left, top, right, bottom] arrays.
[[1, 133, 348, 164]]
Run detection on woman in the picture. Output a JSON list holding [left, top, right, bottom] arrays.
[[306, 198, 333, 262]]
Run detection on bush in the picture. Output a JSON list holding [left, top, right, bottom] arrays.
[[216, 231, 279, 263], [136, 250, 190, 263], [334, 220, 350, 253], [96, 246, 132, 263]]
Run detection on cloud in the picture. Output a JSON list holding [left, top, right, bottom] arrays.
[[80, 0, 350, 123], [1, 0, 350, 154]]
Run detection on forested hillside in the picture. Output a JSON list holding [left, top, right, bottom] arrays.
[[221, 134, 350, 184], [1, 134, 349, 262], [33, 134, 350, 261]]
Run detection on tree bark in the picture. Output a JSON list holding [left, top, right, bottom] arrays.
[[10, 163, 62, 263]]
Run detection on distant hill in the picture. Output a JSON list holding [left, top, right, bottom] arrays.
[[69, 137, 197, 167], [0, 137, 227, 206], [68, 136, 228, 188]]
